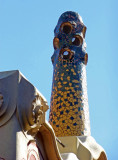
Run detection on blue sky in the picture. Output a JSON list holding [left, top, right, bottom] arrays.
[[0, 0, 118, 159]]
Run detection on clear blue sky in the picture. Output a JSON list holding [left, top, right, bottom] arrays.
[[0, 0, 118, 159]]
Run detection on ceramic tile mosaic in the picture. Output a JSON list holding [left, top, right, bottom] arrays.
[[49, 11, 91, 137]]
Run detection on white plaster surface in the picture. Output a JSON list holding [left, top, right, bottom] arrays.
[[61, 153, 79, 160]]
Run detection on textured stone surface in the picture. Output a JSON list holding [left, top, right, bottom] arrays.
[[0, 70, 49, 160]]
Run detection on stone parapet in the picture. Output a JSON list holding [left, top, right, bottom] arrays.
[[0, 70, 62, 160]]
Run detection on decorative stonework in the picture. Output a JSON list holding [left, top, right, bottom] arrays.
[[0, 70, 61, 160], [32, 95, 44, 124], [0, 70, 49, 135], [27, 94, 49, 135]]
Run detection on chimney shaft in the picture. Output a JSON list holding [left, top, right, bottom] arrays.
[[49, 11, 90, 137]]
